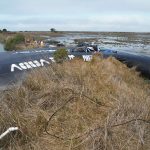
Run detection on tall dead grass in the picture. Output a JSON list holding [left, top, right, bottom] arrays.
[[0, 57, 150, 150]]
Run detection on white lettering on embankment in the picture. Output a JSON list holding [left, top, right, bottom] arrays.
[[68, 55, 75, 60], [10, 55, 93, 72], [49, 57, 55, 62], [11, 59, 51, 72], [82, 55, 92, 61]]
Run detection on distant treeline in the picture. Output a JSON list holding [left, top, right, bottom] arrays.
[[0, 28, 8, 33]]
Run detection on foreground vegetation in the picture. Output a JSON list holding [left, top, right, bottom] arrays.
[[0, 56, 150, 150]]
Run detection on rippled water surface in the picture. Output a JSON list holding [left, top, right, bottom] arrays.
[[47, 32, 150, 56]]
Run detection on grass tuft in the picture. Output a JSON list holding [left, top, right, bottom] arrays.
[[0, 58, 150, 150]]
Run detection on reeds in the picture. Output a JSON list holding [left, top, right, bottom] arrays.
[[0, 57, 150, 150]]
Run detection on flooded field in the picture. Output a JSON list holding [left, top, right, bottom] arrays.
[[0, 32, 149, 56], [44, 32, 150, 56]]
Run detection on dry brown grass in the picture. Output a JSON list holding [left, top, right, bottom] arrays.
[[0, 57, 150, 150], [0, 32, 16, 43]]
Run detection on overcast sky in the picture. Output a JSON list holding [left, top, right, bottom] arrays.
[[0, 0, 150, 32]]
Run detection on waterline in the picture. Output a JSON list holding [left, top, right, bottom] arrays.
[[0, 43, 5, 52]]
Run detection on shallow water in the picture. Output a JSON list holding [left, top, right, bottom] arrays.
[[47, 32, 150, 56], [0, 43, 5, 52]]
